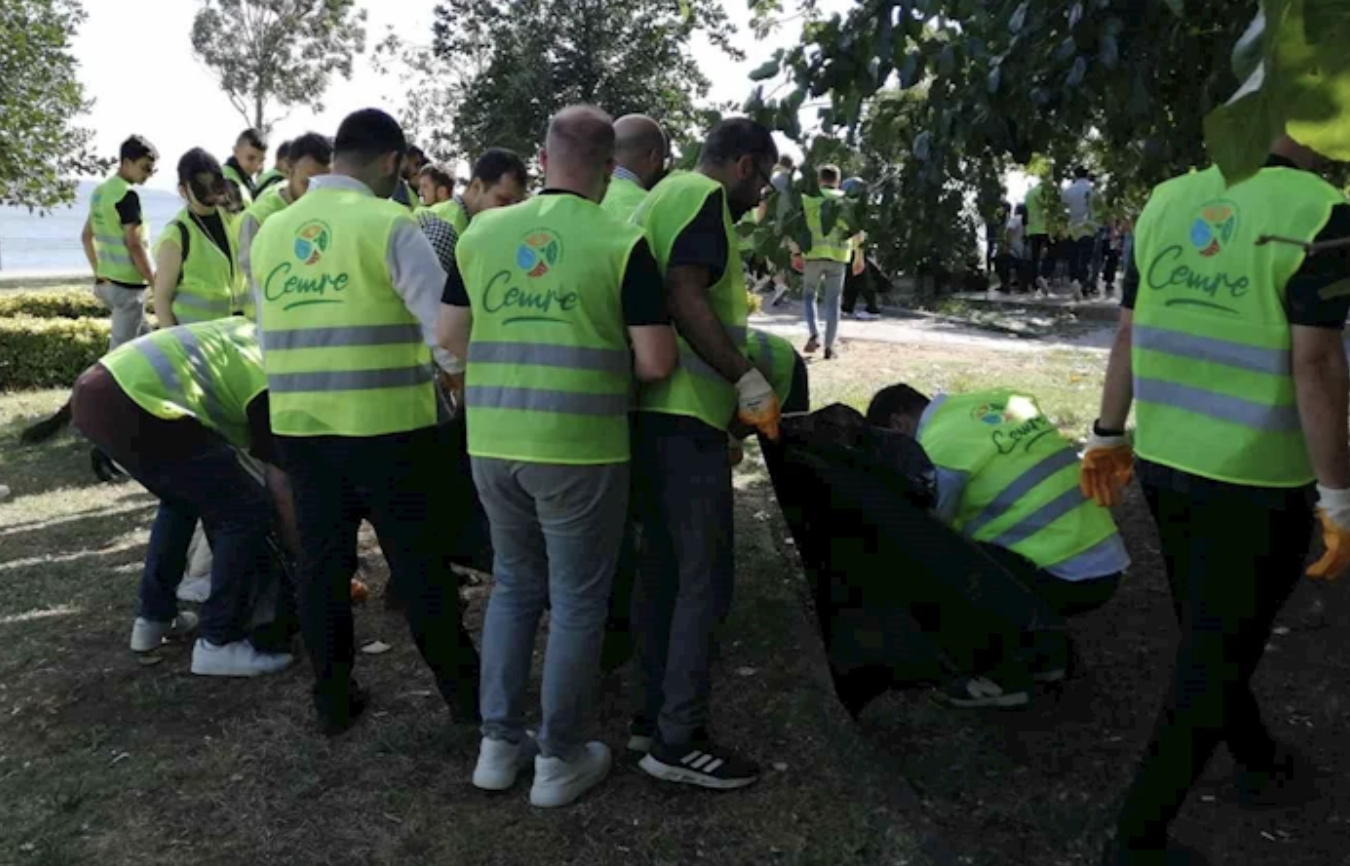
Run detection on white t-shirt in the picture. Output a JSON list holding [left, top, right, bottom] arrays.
[[1062, 179, 1095, 232]]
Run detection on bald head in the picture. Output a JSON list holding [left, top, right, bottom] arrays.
[[613, 114, 669, 191], [543, 105, 616, 201]]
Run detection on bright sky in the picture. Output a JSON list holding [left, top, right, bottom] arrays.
[[72, 0, 846, 192]]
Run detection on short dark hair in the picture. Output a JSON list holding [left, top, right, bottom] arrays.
[[699, 117, 777, 168], [334, 108, 408, 162], [237, 128, 268, 151], [276, 140, 292, 162], [865, 384, 931, 427], [407, 145, 427, 164], [1015, 203, 1028, 218], [288, 132, 334, 167], [420, 163, 454, 190], [470, 147, 529, 187], [120, 135, 158, 163], [177, 147, 223, 185], [818, 164, 841, 185], [1075, 165, 1090, 179], [777, 154, 795, 170]]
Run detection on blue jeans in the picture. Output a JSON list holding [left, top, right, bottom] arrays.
[[803, 259, 847, 349], [471, 458, 629, 760], [631, 413, 735, 745]]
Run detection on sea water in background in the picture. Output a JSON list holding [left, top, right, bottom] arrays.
[[0, 182, 182, 275]]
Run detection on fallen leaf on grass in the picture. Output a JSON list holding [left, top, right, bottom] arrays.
[[361, 641, 392, 655], [735, 666, 758, 677]]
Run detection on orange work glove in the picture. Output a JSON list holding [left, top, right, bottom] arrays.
[[1308, 486, 1350, 580], [1079, 424, 1133, 507], [735, 369, 782, 441]]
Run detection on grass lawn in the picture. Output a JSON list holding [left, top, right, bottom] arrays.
[[1, 340, 1346, 866]]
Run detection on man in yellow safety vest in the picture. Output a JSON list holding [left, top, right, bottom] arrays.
[[82, 135, 159, 349]]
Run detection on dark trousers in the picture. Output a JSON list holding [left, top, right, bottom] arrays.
[[1067, 235, 1096, 286], [1102, 248, 1121, 293], [631, 413, 734, 745], [978, 543, 1120, 619], [841, 266, 879, 314], [276, 427, 480, 720], [1028, 234, 1053, 282], [1114, 476, 1313, 849], [72, 372, 271, 647]]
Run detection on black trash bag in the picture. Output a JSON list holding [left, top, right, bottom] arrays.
[[761, 404, 1063, 718]]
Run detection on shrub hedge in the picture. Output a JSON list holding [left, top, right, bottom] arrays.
[[0, 316, 109, 390], [0, 288, 108, 320]]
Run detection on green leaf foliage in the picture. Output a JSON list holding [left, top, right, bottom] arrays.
[[0, 0, 107, 211]]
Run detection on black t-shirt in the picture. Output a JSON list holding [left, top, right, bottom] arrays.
[[441, 191, 669, 326], [1122, 159, 1350, 329], [196, 211, 232, 258], [668, 188, 730, 284], [114, 190, 143, 226]]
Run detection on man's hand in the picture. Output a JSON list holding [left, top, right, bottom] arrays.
[[437, 369, 465, 406], [1308, 486, 1350, 580], [735, 369, 781, 440], [851, 254, 866, 277], [1079, 423, 1133, 507]]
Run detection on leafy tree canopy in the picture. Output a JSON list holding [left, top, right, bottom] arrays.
[[0, 0, 107, 211], [191, 0, 367, 134]]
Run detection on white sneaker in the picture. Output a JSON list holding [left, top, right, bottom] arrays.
[[129, 612, 200, 652], [857, 310, 880, 321], [529, 741, 612, 808], [473, 734, 540, 791], [190, 639, 294, 677], [176, 575, 211, 603], [1070, 280, 1084, 299]]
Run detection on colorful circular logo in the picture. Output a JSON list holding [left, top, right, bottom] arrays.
[[516, 230, 563, 278], [294, 220, 332, 265], [971, 402, 1011, 425], [1189, 201, 1239, 258]]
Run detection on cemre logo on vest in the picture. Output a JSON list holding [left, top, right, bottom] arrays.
[[971, 401, 1013, 426], [482, 228, 578, 325], [516, 230, 562, 278], [970, 395, 1052, 454], [1190, 203, 1238, 258], [262, 219, 349, 311]]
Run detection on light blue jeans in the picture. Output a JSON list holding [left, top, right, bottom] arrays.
[[471, 457, 629, 760], [803, 259, 847, 349]]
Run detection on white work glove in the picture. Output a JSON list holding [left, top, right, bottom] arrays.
[[1309, 485, 1350, 580], [735, 368, 781, 441]]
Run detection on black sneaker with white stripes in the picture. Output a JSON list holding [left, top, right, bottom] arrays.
[[638, 732, 759, 790]]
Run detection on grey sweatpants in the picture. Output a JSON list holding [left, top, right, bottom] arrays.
[[472, 457, 630, 760], [803, 259, 847, 349], [93, 282, 148, 350]]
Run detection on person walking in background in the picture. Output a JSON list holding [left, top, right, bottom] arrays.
[[83, 135, 158, 350], [431, 148, 529, 235], [255, 141, 291, 198], [237, 132, 334, 289], [797, 164, 859, 359], [601, 114, 668, 220], [840, 176, 880, 319], [764, 154, 797, 307], [440, 105, 676, 807], [1003, 203, 1030, 293], [1099, 219, 1124, 297], [1024, 177, 1056, 294], [247, 108, 481, 737], [1062, 166, 1098, 298], [152, 149, 243, 327], [1083, 133, 1350, 866], [223, 128, 267, 213], [628, 117, 781, 791], [418, 164, 455, 207]]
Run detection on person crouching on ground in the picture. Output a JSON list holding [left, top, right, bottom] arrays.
[[867, 384, 1129, 707]]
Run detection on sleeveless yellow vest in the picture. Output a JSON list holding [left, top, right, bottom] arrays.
[[459, 193, 639, 464], [158, 208, 242, 324], [431, 197, 470, 235], [920, 389, 1119, 569], [251, 184, 436, 437], [634, 171, 748, 430], [802, 188, 852, 262], [90, 175, 147, 284], [101, 318, 267, 449], [602, 175, 647, 222]]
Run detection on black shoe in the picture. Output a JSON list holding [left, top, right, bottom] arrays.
[[823, 347, 837, 360], [627, 716, 656, 753], [1101, 839, 1211, 866], [318, 680, 370, 737], [639, 731, 759, 790], [90, 447, 125, 483], [1029, 633, 1071, 683], [1233, 744, 1320, 809]]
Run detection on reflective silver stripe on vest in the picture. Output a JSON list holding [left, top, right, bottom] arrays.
[[678, 323, 747, 383], [1134, 377, 1302, 432], [260, 324, 423, 352], [268, 366, 434, 393], [136, 338, 230, 434], [1133, 325, 1290, 376], [468, 342, 630, 376], [173, 292, 232, 314], [94, 233, 130, 249], [989, 487, 1088, 549], [98, 251, 134, 266], [466, 386, 630, 416], [752, 330, 774, 374], [963, 448, 1079, 538]]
